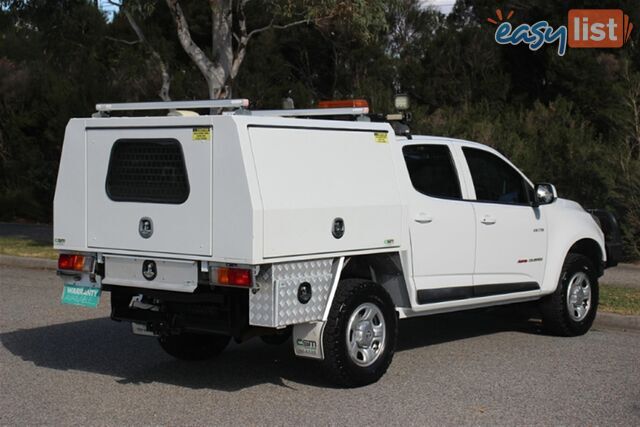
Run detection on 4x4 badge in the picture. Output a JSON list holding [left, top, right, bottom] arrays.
[[139, 217, 153, 239]]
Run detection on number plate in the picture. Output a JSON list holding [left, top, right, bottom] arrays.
[[61, 283, 101, 308]]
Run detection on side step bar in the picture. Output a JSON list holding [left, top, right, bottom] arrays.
[[417, 282, 540, 304]]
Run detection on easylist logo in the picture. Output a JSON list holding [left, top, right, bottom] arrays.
[[568, 9, 632, 48], [488, 8, 633, 56]]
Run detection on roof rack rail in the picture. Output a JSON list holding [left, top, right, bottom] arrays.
[[245, 107, 369, 117], [93, 99, 249, 117]]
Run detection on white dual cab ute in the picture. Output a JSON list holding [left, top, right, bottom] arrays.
[[54, 99, 621, 387]]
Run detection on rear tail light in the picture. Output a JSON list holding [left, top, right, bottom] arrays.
[[58, 254, 86, 271], [216, 267, 252, 287]]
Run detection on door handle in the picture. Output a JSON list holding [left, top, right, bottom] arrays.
[[480, 215, 496, 225], [414, 213, 433, 224]]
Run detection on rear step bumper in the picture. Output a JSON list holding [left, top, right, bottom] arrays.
[[102, 255, 199, 293]]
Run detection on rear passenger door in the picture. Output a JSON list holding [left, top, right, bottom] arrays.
[[461, 147, 547, 290], [404, 144, 476, 303]]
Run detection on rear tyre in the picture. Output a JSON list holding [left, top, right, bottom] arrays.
[[158, 333, 230, 361], [322, 279, 397, 387], [540, 253, 599, 336]]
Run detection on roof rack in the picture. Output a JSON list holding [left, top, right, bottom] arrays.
[[246, 107, 369, 117], [93, 99, 249, 117], [92, 99, 370, 120]]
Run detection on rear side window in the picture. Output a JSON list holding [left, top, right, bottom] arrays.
[[106, 139, 189, 204], [462, 147, 530, 205], [403, 144, 462, 199]]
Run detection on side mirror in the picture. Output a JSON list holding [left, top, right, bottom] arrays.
[[533, 183, 557, 207]]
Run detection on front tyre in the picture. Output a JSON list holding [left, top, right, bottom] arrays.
[[322, 279, 397, 387], [158, 333, 230, 361], [540, 254, 599, 336]]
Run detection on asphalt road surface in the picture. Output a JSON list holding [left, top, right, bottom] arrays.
[[1, 265, 639, 426]]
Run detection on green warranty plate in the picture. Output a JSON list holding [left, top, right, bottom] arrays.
[[61, 284, 101, 308]]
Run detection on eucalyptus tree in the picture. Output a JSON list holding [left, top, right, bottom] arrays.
[[158, 0, 387, 99]]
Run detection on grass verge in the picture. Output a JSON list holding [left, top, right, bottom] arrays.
[[0, 237, 57, 259], [600, 284, 640, 316]]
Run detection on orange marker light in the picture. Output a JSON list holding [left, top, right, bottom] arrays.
[[318, 99, 369, 109], [217, 267, 251, 287], [217, 267, 229, 284]]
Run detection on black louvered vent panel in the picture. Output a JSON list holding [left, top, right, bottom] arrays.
[[106, 139, 190, 204]]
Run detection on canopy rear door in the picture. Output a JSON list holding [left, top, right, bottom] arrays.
[[86, 127, 212, 256]]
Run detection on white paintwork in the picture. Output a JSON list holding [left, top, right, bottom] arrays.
[[452, 143, 548, 287], [210, 117, 260, 262], [388, 135, 604, 315], [407, 183, 476, 290], [248, 126, 402, 258], [55, 115, 404, 266], [54, 114, 605, 317], [86, 127, 212, 256], [539, 198, 605, 293], [401, 141, 476, 292], [396, 292, 541, 319], [471, 202, 547, 286], [54, 120, 88, 250], [102, 255, 198, 292]]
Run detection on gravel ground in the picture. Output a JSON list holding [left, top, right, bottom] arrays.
[[1, 265, 639, 426], [602, 264, 640, 289]]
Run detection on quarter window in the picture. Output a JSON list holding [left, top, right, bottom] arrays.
[[462, 147, 531, 204], [403, 144, 462, 199]]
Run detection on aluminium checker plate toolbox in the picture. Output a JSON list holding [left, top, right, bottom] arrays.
[[249, 259, 334, 327]]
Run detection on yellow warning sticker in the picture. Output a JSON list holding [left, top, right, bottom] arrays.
[[374, 132, 388, 143], [192, 127, 211, 141]]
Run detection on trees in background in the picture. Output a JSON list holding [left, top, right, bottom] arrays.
[[0, 0, 639, 259], [106, 0, 387, 100]]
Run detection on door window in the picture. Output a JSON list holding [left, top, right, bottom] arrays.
[[403, 144, 462, 199], [462, 147, 531, 204]]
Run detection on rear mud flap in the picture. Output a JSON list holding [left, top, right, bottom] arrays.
[[292, 321, 325, 360]]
